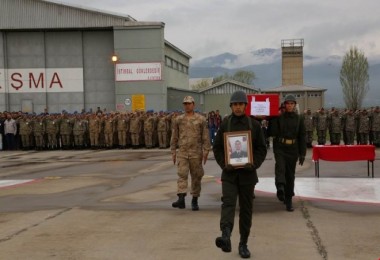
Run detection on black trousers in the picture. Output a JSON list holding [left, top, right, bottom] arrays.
[[220, 178, 254, 240], [274, 152, 297, 198]]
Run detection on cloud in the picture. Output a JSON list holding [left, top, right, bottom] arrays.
[[56, 0, 380, 60]]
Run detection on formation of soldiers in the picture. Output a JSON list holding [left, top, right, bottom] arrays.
[[0, 109, 185, 151], [302, 106, 380, 147]]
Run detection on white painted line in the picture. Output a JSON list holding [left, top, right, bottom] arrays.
[[0, 180, 35, 189]]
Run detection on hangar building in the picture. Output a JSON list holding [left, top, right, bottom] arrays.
[[0, 0, 191, 113]]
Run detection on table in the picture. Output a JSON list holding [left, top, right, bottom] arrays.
[[312, 145, 376, 178]]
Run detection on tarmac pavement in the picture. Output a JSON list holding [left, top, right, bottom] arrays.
[[0, 146, 379, 260]]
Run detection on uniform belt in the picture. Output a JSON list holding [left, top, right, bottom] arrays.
[[279, 138, 296, 145]]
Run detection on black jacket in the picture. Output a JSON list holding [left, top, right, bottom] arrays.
[[213, 114, 267, 185]]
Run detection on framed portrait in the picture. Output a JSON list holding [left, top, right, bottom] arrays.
[[223, 130, 253, 168]]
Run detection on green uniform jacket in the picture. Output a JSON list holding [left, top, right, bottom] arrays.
[[213, 114, 267, 185]]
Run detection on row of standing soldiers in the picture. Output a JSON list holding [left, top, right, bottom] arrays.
[[0, 110, 180, 150], [302, 106, 380, 147]]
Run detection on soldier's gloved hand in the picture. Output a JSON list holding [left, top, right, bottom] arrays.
[[224, 164, 234, 173], [244, 163, 255, 171], [298, 156, 305, 166]]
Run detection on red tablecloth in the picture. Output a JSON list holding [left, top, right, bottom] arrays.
[[312, 145, 376, 162]]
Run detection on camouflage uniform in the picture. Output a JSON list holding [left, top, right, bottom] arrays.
[[46, 116, 60, 149], [19, 116, 33, 149], [33, 117, 46, 150], [89, 114, 102, 148], [343, 110, 356, 145], [157, 113, 169, 148], [60, 115, 73, 149], [302, 109, 314, 148], [73, 115, 87, 148], [328, 110, 343, 145], [314, 108, 328, 145], [370, 106, 380, 147], [143, 112, 155, 148], [357, 110, 370, 144], [116, 114, 129, 148], [130, 113, 141, 148], [104, 115, 115, 148], [170, 110, 211, 197]]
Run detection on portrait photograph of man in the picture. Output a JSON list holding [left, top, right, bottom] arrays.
[[224, 131, 253, 167]]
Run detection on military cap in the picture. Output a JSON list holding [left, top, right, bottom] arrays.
[[183, 96, 195, 103]]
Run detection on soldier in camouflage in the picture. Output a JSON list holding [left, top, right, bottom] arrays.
[[60, 113, 73, 149], [130, 112, 142, 149], [357, 109, 370, 144], [302, 108, 314, 148], [89, 113, 102, 149], [342, 109, 356, 145], [19, 115, 33, 150], [328, 109, 343, 145], [33, 115, 46, 150], [157, 111, 169, 149], [46, 114, 60, 149], [170, 96, 211, 211], [116, 113, 129, 149], [73, 114, 87, 149], [370, 106, 380, 147], [104, 114, 115, 148], [143, 111, 155, 148], [314, 107, 328, 145]]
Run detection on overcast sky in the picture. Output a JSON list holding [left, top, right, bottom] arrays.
[[57, 0, 380, 62]]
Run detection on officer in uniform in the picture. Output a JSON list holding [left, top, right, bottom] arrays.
[[170, 96, 211, 211], [213, 90, 267, 258], [269, 94, 306, 212]]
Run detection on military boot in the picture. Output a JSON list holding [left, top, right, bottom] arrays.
[[191, 197, 199, 211], [276, 184, 285, 202], [285, 197, 294, 212], [215, 227, 231, 252], [172, 193, 186, 209], [238, 242, 251, 258]]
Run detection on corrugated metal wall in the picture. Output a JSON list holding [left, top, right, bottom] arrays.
[[0, 0, 132, 29], [2, 30, 115, 113]]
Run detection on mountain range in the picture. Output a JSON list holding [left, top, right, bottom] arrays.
[[189, 48, 380, 107]]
